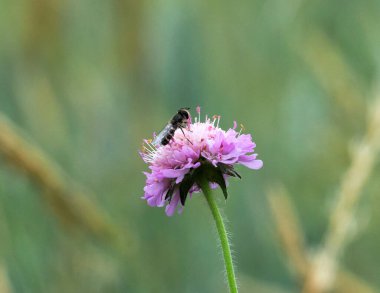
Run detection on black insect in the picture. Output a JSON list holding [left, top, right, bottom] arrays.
[[152, 108, 191, 146]]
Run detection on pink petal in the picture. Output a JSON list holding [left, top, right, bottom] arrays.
[[240, 159, 263, 169], [165, 191, 180, 216], [161, 169, 188, 178]]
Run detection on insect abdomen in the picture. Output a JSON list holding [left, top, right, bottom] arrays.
[[161, 126, 176, 145], [161, 127, 176, 145]]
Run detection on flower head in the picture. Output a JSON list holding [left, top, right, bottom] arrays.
[[140, 107, 263, 216]]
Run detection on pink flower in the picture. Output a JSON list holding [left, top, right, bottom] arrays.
[[140, 108, 263, 216]]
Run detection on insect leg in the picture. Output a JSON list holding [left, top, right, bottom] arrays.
[[179, 127, 193, 145]]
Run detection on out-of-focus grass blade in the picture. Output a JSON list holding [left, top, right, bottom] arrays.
[[0, 113, 135, 255]]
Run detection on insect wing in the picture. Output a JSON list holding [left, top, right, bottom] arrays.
[[152, 123, 172, 146]]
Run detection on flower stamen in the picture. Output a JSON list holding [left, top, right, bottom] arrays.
[[196, 106, 201, 122], [238, 124, 245, 135]]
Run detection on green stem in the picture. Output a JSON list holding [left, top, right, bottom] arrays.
[[199, 178, 238, 293]]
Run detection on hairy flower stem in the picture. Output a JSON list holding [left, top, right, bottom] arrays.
[[199, 177, 238, 293]]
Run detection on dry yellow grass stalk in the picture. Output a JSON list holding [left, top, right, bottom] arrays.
[[0, 264, 12, 293], [268, 185, 379, 293], [302, 91, 380, 293], [0, 113, 130, 249], [267, 185, 309, 279]]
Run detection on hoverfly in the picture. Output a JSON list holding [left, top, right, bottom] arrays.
[[152, 108, 191, 146]]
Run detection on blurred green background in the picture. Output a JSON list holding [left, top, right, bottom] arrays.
[[1, 0, 380, 292]]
